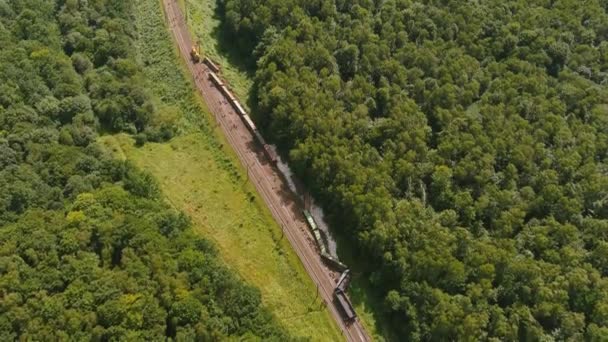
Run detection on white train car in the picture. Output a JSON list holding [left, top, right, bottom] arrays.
[[203, 57, 220, 73], [241, 114, 257, 133], [209, 71, 223, 87], [232, 100, 247, 117]]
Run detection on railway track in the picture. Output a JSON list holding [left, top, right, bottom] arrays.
[[161, 1, 371, 341]]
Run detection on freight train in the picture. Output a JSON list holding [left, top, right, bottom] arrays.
[[208, 71, 277, 164], [208, 66, 355, 324]]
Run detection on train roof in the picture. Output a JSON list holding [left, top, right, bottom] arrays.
[[234, 101, 247, 116], [242, 114, 257, 131], [335, 289, 356, 320]]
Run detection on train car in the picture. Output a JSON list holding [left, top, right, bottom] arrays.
[[220, 85, 236, 102], [263, 144, 278, 164], [203, 57, 220, 73], [253, 130, 267, 146], [251, 125, 278, 165], [336, 270, 350, 291], [334, 288, 357, 323], [314, 231, 326, 253], [321, 253, 348, 272], [209, 70, 276, 166], [303, 210, 318, 231], [232, 100, 247, 117], [209, 72, 223, 87], [303, 209, 328, 254], [241, 114, 257, 133], [303, 210, 348, 271]]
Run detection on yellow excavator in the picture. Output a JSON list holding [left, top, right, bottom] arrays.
[[190, 44, 201, 63]]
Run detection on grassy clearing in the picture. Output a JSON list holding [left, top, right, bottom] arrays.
[[102, 0, 343, 339], [101, 134, 342, 341]]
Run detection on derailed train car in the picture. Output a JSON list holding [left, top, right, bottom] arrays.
[[303, 209, 327, 255], [303, 209, 349, 271], [321, 253, 348, 272], [303, 209, 357, 323], [334, 287, 357, 323], [335, 270, 356, 323]]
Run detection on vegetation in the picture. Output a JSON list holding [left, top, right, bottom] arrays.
[[0, 0, 289, 340], [222, 0, 608, 340], [183, 1, 384, 337], [101, 134, 343, 340], [105, 0, 343, 339], [182, 0, 254, 107]]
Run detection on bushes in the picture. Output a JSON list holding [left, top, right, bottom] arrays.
[[0, 1, 289, 340], [223, 0, 608, 339]]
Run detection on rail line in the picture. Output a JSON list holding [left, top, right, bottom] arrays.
[[162, 1, 370, 341]]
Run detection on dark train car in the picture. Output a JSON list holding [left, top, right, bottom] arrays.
[[334, 288, 357, 323], [321, 253, 348, 272], [263, 144, 278, 164], [253, 130, 266, 146], [203, 57, 220, 73], [253, 131, 277, 164], [336, 269, 350, 291], [209, 71, 223, 87]]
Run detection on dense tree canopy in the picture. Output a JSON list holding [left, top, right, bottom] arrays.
[[0, 0, 289, 340], [222, 0, 608, 339]]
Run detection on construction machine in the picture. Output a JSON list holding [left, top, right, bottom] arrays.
[[190, 45, 201, 63]]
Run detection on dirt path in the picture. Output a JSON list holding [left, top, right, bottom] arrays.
[[161, 1, 371, 341]]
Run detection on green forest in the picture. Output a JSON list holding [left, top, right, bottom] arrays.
[[0, 0, 290, 340], [223, 0, 608, 340]]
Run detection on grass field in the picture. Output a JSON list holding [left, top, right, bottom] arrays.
[[101, 134, 341, 341], [179, 0, 388, 340], [98, 0, 344, 340]]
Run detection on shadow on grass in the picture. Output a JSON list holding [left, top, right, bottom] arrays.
[[209, 1, 256, 77], [207, 0, 263, 119]]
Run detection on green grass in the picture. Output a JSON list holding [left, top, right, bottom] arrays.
[[98, 0, 343, 339], [101, 134, 342, 341]]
